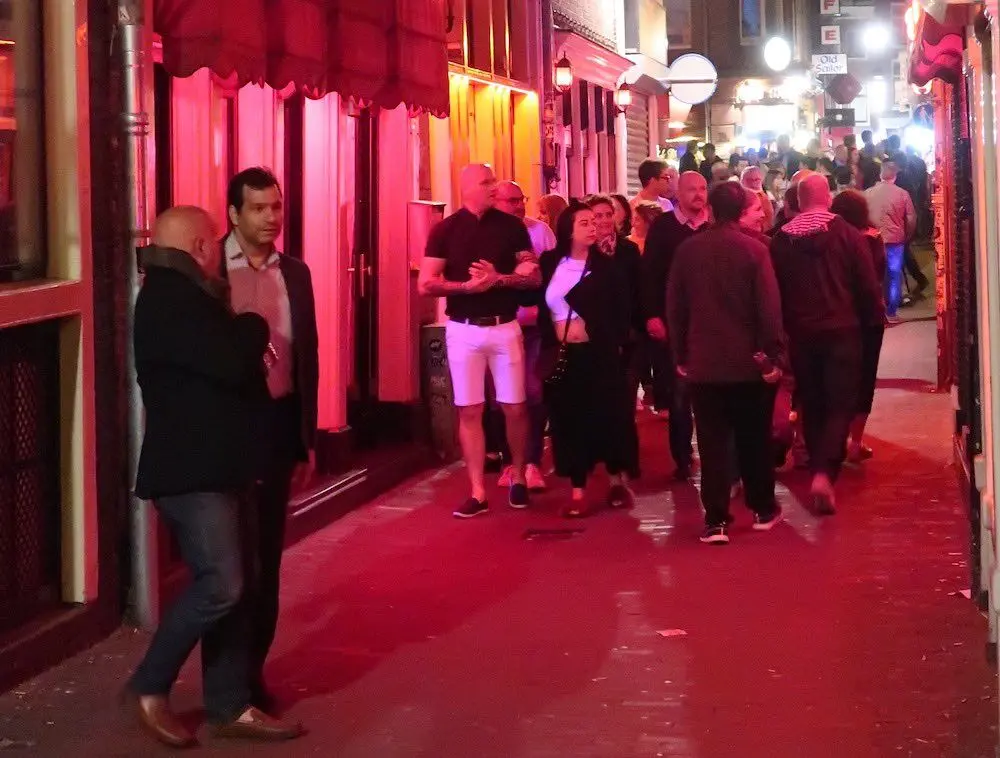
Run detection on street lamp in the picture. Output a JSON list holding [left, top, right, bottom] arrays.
[[555, 56, 573, 93], [763, 37, 792, 72], [863, 24, 892, 53], [614, 82, 632, 113]]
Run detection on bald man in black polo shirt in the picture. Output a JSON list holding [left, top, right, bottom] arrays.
[[419, 164, 542, 518]]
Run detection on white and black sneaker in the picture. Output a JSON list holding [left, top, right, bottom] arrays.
[[752, 509, 784, 532], [699, 525, 730, 545], [454, 497, 489, 519]]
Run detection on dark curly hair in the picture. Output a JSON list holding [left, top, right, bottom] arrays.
[[830, 189, 872, 231]]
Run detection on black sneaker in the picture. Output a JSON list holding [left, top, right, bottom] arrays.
[[752, 509, 784, 531], [508, 483, 530, 510], [699, 525, 730, 545], [454, 497, 489, 519], [812, 493, 836, 516]]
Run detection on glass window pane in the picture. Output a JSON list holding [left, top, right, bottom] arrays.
[[741, 0, 763, 40], [0, 1, 44, 282], [666, 0, 692, 50]]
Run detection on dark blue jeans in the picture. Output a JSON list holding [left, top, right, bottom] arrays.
[[885, 243, 905, 316], [129, 492, 249, 724]]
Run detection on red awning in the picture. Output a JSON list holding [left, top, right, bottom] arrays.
[[908, 10, 964, 87], [154, 0, 450, 117]]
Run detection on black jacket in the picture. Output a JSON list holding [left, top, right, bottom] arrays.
[[134, 247, 270, 499], [639, 211, 706, 323], [219, 245, 319, 461], [610, 237, 644, 335], [667, 224, 785, 383], [770, 215, 884, 340], [537, 247, 631, 356]]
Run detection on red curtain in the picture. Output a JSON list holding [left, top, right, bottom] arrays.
[[154, 0, 450, 117]]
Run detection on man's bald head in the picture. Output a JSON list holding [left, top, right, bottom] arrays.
[[494, 179, 527, 219], [152, 206, 220, 277], [460, 163, 497, 215], [676, 171, 708, 216], [789, 168, 814, 187], [797, 173, 831, 212]]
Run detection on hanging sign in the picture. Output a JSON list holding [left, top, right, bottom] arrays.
[[666, 54, 719, 105], [821, 26, 841, 45], [812, 53, 848, 76]]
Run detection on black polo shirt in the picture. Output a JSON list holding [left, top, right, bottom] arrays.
[[425, 207, 533, 322]]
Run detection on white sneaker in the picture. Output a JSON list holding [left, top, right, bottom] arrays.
[[525, 464, 547, 492], [498, 466, 513, 488]]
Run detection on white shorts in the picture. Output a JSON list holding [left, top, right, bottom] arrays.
[[445, 319, 526, 407]]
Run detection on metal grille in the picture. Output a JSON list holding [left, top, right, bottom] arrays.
[[625, 94, 650, 198], [0, 321, 62, 633]]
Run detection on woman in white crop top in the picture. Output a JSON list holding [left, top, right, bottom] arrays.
[[538, 202, 638, 517]]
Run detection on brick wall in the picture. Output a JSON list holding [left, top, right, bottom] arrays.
[[553, 0, 618, 51]]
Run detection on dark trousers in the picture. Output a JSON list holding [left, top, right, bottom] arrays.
[[245, 458, 295, 694], [648, 339, 694, 468], [691, 382, 779, 527], [547, 342, 638, 488], [903, 242, 929, 293], [130, 492, 249, 723], [244, 396, 300, 693], [790, 332, 861, 482]]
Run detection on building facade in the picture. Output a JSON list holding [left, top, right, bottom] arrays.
[[667, 0, 815, 152], [906, 0, 1000, 697], [0, 0, 458, 684], [0, 0, 128, 690]]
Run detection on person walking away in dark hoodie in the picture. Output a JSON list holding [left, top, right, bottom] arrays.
[[769, 175, 883, 515]]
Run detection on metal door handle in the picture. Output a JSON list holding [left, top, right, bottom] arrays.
[[359, 252, 369, 299]]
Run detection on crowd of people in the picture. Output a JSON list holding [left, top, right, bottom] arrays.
[[422, 129, 923, 545]]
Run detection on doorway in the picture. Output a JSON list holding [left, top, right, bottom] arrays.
[[347, 108, 387, 449]]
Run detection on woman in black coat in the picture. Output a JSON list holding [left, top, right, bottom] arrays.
[[830, 189, 888, 463], [538, 201, 639, 517]]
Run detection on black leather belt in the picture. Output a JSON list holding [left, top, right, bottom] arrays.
[[454, 315, 515, 327]]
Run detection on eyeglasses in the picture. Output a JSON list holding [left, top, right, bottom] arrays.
[[497, 195, 527, 204]]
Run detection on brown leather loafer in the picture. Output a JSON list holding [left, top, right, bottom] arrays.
[[211, 706, 305, 742], [122, 689, 197, 749]]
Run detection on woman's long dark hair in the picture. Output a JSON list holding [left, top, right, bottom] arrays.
[[553, 200, 597, 258]]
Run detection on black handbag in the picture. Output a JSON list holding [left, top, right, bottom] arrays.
[[539, 259, 589, 389]]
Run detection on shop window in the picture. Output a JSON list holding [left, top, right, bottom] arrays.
[[0, 1, 45, 282], [665, 0, 692, 51], [448, 0, 529, 82], [741, 0, 764, 43]]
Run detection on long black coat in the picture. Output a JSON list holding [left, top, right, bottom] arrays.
[[134, 249, 270, 499]]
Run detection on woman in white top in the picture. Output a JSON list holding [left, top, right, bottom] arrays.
[[536, 201, 637, 516]]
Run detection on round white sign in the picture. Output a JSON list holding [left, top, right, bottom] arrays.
[[667, 54, 718, 105]]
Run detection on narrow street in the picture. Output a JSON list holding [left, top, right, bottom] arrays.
[[1, 318, 996, 757]]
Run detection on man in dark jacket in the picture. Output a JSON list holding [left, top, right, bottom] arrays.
[[126, 206, 302, 747], [770, 175, 883, 515], [668, 183, 786, 545], [221, 167, 319, 710], [640, 171, 709, 479]]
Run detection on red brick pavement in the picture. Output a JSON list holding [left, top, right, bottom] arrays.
[[0, 320, 996, 757]]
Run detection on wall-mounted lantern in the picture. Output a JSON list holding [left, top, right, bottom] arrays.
[[614, 82, 632, 114], [554, 55, 573, 93]]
